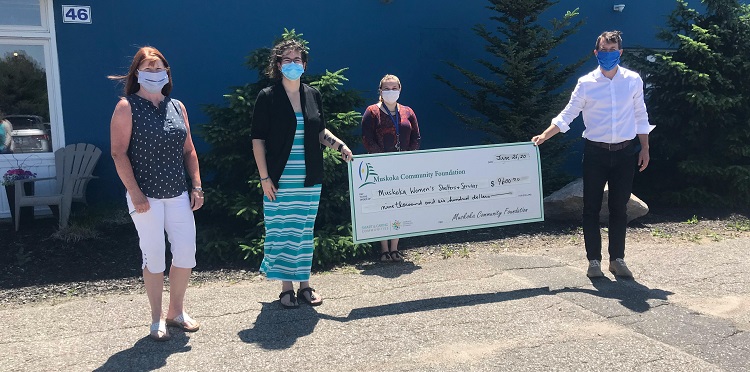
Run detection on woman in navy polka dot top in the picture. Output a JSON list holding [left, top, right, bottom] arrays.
[[110, 46, 203, 341]]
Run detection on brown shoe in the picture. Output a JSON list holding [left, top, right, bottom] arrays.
[[586, 260, 604, 278], [609, 258, 633, 278], [165, 313, 200, 332]]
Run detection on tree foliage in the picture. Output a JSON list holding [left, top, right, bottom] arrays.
[[197, 29, 368, 267], [632, 0, 750, 207], [436, 0, 586, 192], [0, 52, 49, 119]]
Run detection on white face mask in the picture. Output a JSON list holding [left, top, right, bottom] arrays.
[[137, 70, 169, 94], [381, 90, 400, 104]]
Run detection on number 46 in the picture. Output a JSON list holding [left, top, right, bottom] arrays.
[[64, 6, 90, 23]]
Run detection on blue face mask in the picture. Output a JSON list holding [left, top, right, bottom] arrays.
[[281, 62, 304, 81], [596, 50, 620, 71], [137, 70, 169, 93]]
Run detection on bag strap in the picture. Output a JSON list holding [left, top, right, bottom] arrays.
[[170, 98, 188, 123]]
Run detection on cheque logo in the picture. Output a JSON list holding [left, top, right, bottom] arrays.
[[358, 161, 378, 188], [392, 220, 401, 230]]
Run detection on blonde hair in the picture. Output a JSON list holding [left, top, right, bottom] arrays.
[[378, 74, 401, 102]]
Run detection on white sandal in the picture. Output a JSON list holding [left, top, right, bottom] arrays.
[[149, 320, 171, 341]]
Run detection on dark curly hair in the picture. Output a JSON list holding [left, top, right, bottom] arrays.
[[595, 30, 623, 50], [265, 39, 308, 80]]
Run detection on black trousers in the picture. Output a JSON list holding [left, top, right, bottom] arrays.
[[582, 140, 637, 261]]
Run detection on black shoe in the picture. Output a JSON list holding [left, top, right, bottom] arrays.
[[297, 287, 323, 306], [379, 252, 392, 262], [279, 289, 299, 309]]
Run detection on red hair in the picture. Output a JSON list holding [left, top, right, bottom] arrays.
[[109, 46, 173, 96]]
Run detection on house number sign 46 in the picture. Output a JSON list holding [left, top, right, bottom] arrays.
[[62, 5, 92, 24]]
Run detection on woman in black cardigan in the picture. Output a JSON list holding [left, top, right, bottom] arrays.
[[251, 39, 353, 308]]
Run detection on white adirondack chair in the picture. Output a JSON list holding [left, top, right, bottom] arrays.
[[13, 143, 102, 231]]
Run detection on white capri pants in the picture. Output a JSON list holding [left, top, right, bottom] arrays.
[[126, 191, 197, 274]]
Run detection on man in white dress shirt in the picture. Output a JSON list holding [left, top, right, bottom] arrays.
[[532, 30, 654, 279]]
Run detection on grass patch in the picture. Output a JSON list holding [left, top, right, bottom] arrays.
[[686, 234, 701, 243], [336, 265, 361, 275], [706, 232, 722, 242], [727, 218, 750, 232], [684, 215, 699, 224], [51, 224, 101, 243], [651, 228, 672, 239], [411, 251, 423, 262], [15, 246, 32, 266]]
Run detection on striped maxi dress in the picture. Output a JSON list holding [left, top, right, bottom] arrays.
[[260, 112, 322, 281]]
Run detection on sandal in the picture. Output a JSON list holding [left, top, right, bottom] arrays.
[[390, 250, 404, 262], [379, 252, 392, 262], [297, 287, 323, 306], [165, 313, 200, 332], [279, 289, 299, 309], [149, 320, 171, 341]]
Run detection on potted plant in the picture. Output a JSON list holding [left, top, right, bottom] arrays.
[[2, 167, 36, 226]]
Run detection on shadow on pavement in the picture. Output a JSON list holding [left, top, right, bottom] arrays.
[[358, 260, 421, 278], [319, 287, 554, 322], [93, 332, 191, 372], [319, 280, 672, 322], [238, 301, 319, 350], [573, 276, 674, 312]]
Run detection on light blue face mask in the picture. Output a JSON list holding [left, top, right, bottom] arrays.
[[137, 70, 169, 93], [596, 50, 620, 71], [281, 62, 305, 81]]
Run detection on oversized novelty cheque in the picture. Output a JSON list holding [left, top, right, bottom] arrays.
[[348, 142, 544, 243]]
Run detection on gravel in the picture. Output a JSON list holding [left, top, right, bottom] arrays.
[[1, 208, 748, 307]]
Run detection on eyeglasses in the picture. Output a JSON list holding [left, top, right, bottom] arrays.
[[281, 57, 303, 64]]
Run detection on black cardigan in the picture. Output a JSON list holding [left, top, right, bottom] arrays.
[[251, 82, 326, 188]]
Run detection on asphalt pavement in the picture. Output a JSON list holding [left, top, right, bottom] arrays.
[[2, 236, 749, 371]]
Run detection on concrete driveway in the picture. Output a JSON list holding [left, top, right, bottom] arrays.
[[2, 237, 749, 371]]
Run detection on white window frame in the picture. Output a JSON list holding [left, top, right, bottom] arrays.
[[0, 0, 64, 160], [0, 0, 63, 218], [0, 0, 50, 33]]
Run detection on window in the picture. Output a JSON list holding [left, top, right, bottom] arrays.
[[0, 0, 62, 218], [0, 0, 46, 30], [0, 43, 52, 153]]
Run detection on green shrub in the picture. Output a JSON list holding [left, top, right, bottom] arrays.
[[197, 29, 369, 267], [632, 0, 750, 207], [436, 0, 587, 193]]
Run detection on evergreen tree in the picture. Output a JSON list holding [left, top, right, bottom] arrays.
[[0, 52, 49, 120], [436, 0, 586, 192], [198, 29, 368, 266], [633, 0, 750, 207]]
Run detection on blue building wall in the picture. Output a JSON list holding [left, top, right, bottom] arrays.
[[52, 0, 678, 201]]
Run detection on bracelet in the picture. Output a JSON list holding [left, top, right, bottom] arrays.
[[260, 176, 270, 181], [193, 186, 203, 192], [337, 143, 345, 152]]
